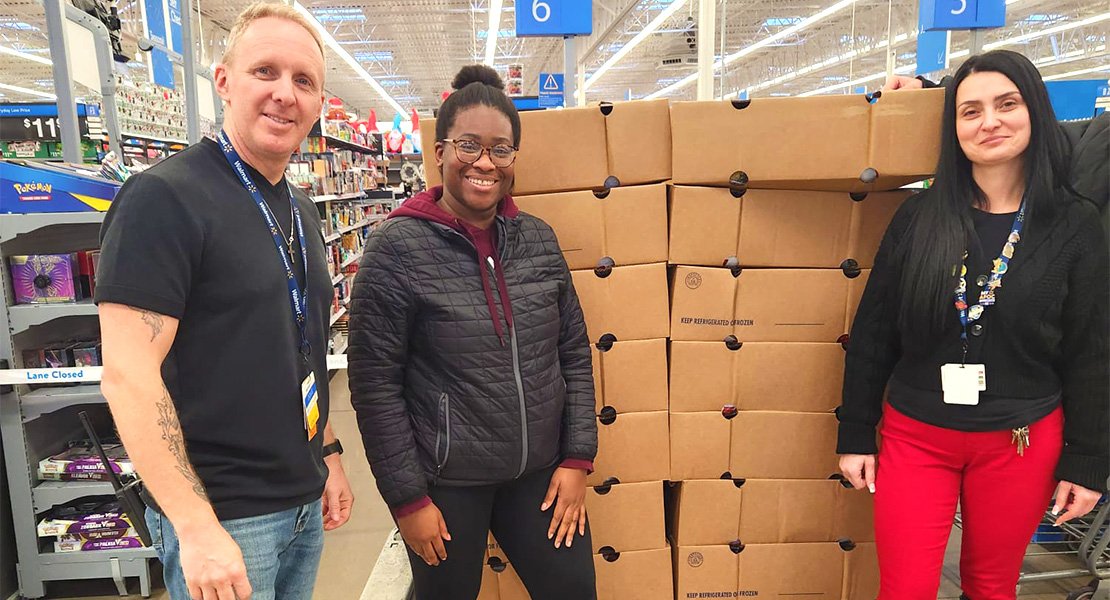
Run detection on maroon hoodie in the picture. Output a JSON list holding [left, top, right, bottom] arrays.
[[389, 186, 518, 345]]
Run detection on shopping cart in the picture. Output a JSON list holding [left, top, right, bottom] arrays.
[[954, 495, 1110, 600]]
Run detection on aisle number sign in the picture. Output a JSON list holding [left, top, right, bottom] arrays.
[[516, 0, 593, 37], [920, 0, 1005, 31]]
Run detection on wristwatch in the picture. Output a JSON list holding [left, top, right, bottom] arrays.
[[322, 439, 344, 458]]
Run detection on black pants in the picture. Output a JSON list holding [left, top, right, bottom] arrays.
[[406, 466, 597, 600]]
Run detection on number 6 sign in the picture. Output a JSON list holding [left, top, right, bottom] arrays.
[[515, 0, 592, 37]]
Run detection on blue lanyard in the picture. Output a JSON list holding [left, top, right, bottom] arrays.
[[954, 199, 1026, 360], [217, 131, 311, 358]]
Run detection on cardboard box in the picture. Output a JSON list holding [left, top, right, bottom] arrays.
[[496, 561, 530, 600], [573, 263, 670, 343], [845, 269, 871, 335], [670, 342, 844, 413], [849, 191, 910, 268], [589, 411, 670, 486], [592, 338, 669, 414], [602, 99, 672, 187], [670, 411, 731, 481], [675, 543, 848, 600], [595, 546, 673, 600], [486, 532, 507, 563], [730, 412, 840, 479], [867, 89, 944, 190], [836, 484, 876, 543], [477, 560, 502, 600], [670, 96, 871, 191], [515, 184, 668, 270], [671, 267, 850, 343], [586, 480, 666, 553], [842, 542, 880, 600]]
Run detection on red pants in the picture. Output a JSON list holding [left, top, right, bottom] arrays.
[[874, 403, 1063, 600]]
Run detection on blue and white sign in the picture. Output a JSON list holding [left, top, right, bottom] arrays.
[[150, 48, 176, 90], [142, 0, 168, 47], [1045, 79, 1110, 121], [538, 73, 565, 108], [166, 0, 183, 53], [921, 0, 1005, 31], [916, 4, 951, 75], [516, 0, 592, 37]]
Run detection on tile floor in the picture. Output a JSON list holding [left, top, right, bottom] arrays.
[[33, 371, 1095, 599]]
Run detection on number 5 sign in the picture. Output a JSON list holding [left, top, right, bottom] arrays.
[[920, 0, 1005, 30], [516, 0, 593, 37]]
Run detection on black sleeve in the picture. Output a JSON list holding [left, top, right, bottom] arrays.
[[94, 172, 205, 318], [554, 246, 598, 463], [1054, 207, 1110, 491], [837, 197, 918, 454], [347, 223, 426, 509]]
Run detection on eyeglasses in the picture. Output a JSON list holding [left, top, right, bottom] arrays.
[[440, 139, 518, 167]]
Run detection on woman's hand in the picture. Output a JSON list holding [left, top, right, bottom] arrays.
[[1052, 481, 1103, 525], [883, 75, 924, 91], [542, 467, 588, 549], [397, 503, 451, 566], [839, 454, 877, 493]]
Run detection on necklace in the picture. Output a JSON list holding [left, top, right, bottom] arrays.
[[271, 201, 297, 262]]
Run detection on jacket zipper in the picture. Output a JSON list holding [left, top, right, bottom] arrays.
[[435, 393, 451, 475], [486, 257, 529, 478]]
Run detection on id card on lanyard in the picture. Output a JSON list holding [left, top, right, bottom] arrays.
[[943, 199, 1026, 406], [217, 131, 319, 440]]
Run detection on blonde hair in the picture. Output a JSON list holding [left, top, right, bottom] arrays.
[[222, 2, 325, 67]]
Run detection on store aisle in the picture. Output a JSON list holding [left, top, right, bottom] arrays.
[[43, 371, 395, 600]]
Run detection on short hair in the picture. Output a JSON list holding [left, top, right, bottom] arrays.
[[222, 2, 325, 68]]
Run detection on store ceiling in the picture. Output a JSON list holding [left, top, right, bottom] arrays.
[[1, 0, 1106, 121]]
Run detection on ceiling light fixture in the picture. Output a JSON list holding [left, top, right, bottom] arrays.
[[292, 2, 408, 117], [0, 45, 51, 66], [582, 0, 690, 92], [1043, 64, 1110, 80], [484, 0, 504, 66], [0, 82, 57, 99]]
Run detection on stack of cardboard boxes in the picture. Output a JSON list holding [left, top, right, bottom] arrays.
[[421, 88, 943, 599], [667, 89, 943, 600]]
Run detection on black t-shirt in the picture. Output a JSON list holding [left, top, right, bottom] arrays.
[[95, 138, 333, 519]]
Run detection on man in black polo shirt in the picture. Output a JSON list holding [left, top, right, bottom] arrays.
[[96, 4, 353, 599]]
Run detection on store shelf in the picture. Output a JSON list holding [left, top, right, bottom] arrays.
[[0, 212, 106, 244], [333, 341, 348, 356], [119, 132, 189, 145], [340, 251, 362, 270], [33, 480, 115, 513], [324, 232, 341, 244], [312, 191, 366, 204], [20, 384, 105, 423], [322, 135, 376, 154], [367, 214, 387, 224], [338, 219, 370, 235], [329, 307, 347, 327], [38, 546, 158, 564], [331, 273, 345, 286], [9, 300, 98, 335]]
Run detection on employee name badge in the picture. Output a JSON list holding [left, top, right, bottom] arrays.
[[301, 372, 320, 441], [941, 364, 987, 406]]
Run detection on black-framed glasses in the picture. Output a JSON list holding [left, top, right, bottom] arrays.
[[440, 138, 518, 167]]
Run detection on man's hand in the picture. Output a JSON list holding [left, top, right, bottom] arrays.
[[177, 522, 252, 600], [883, 75, 924, 91], [322, 454, 354, 531], [839, 454, 877, 493], [541, 467, 588, 549], [397, 503, 451, 566], [1053, 481, 1103, 526]]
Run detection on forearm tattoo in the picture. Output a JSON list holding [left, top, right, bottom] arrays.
[[129, 306, 164, 342], [155, 385, 207, 500]]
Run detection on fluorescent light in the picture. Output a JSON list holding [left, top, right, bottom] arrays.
[[292, 2, 407, 117], [583, 0, 690, 91], [985, 11, 1110, 50], [646, 0, 859, 99], [0, 45, 51, 65], [484, 0, 504, 66], [1043, 64, 1110, 80], [0, 82, 56, 99]]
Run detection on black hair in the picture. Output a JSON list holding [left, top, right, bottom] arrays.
[[897, 49, 1070, 338], [435, 64, 522, 147]]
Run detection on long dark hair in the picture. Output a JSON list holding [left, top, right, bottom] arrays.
[[897, 49, 1071, 337], [435, 65, 522, 146]]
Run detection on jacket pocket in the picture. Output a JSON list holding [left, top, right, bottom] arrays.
[[435, 393, 452, 474]]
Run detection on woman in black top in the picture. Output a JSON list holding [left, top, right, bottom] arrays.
[[837, 50, 1108, 600]]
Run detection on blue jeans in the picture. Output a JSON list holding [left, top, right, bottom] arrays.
[[146, 500, 324, 600]]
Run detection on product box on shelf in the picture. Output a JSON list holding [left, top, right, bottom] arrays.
[[670, 266, 854, 343], [673, 541, 876, 600], [38, 441, 135, 481], [589, 410, 670, 487], [571, 263, 670, 343], [585, 480, 666, 553], [670, 411, 839, 481], [36, 497, 135, 538], [76, 250, 101, 299], [513, 184, 668, 271], [668, 186, 910, 268], [669, 341, 843, 413], [9, 254, 81, 304], [54, 534, 146, 553], [1, 159, 119, 213], [669, 89, 942, 192], [591, 338, 669, 414], [669, 479, 875, 547]]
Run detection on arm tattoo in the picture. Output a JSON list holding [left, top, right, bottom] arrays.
[[155, 385, 208, 500], [129, 307, 165, 342]]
